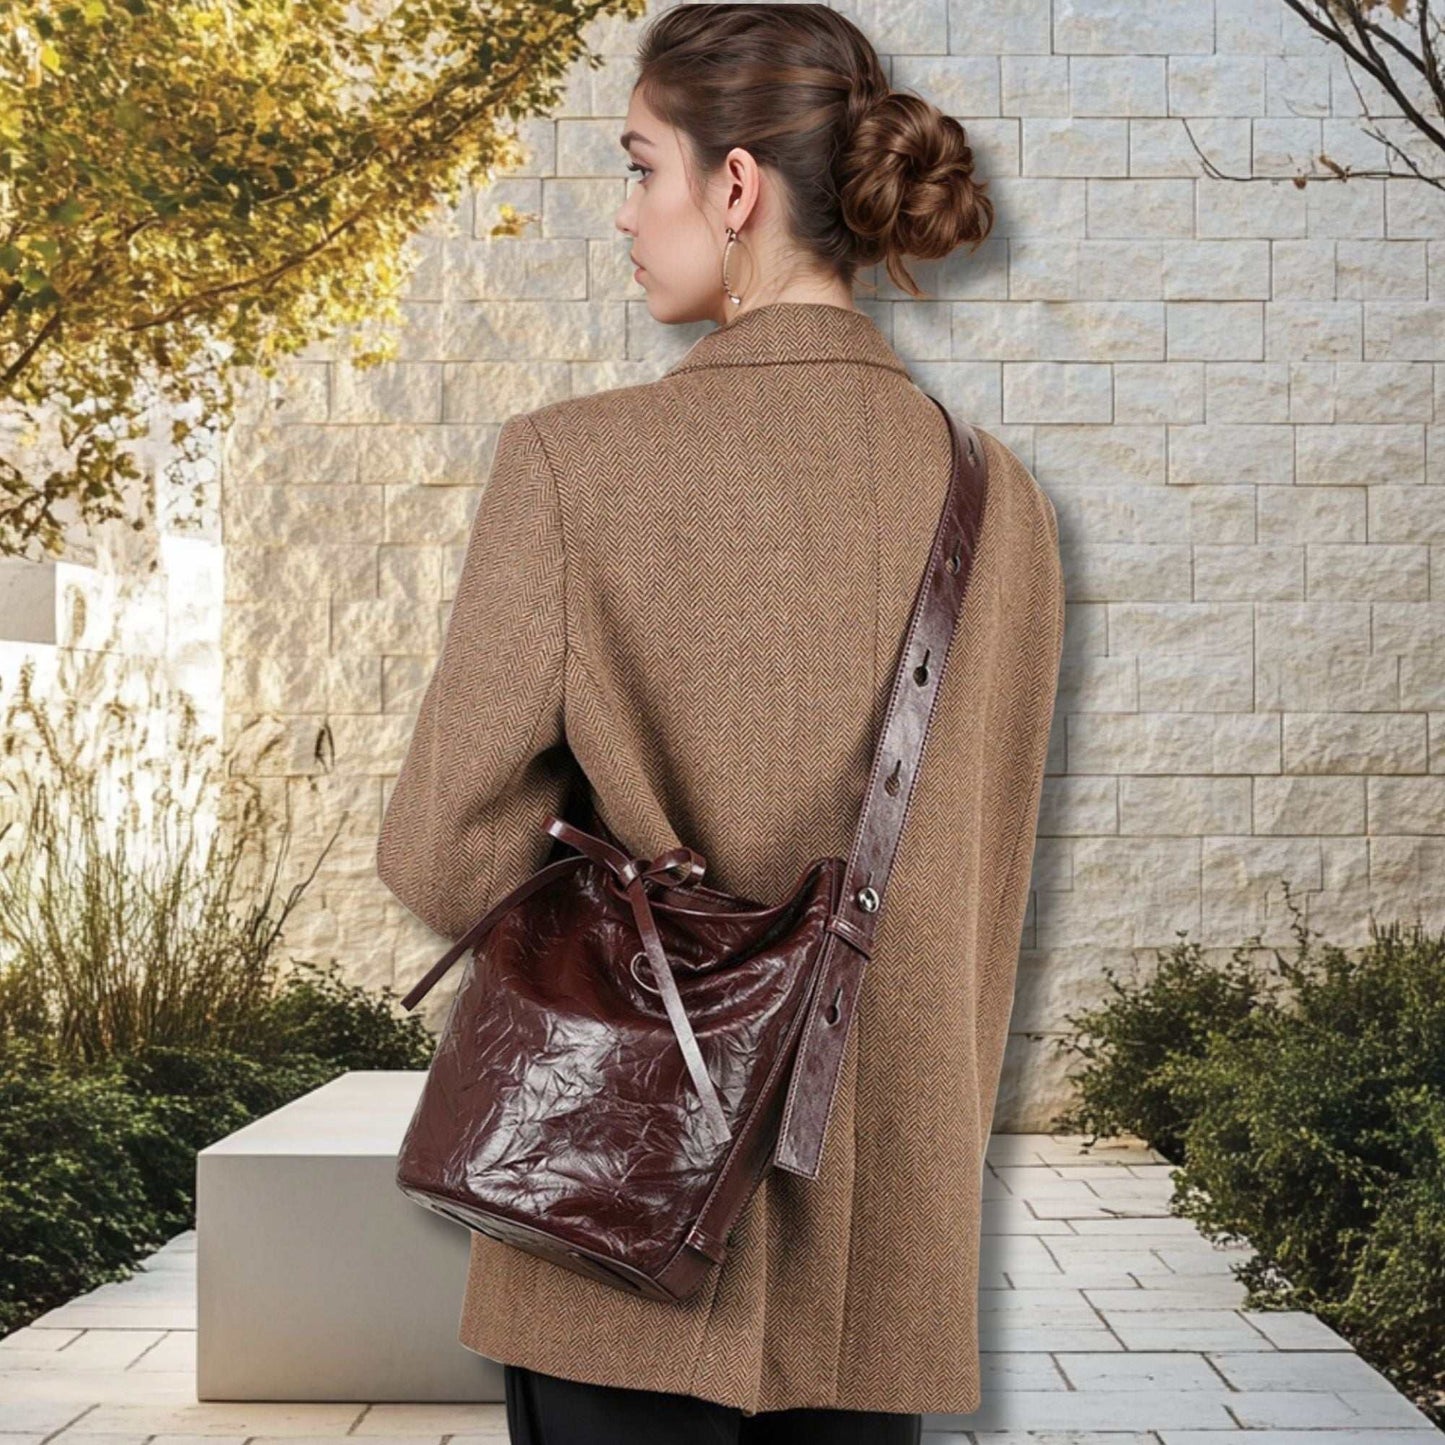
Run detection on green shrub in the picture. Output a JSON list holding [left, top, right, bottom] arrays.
[[1052, 929, 1280, 1159], [0, 965, 434, 1336], [0, 650, 438, 1339], [1053, 893, 1445, 1425], [254, 958, 434, 1073], [0, 1040, 169, 1334]]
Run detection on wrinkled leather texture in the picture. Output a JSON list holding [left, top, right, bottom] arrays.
[[397, 798, 846, 1301], [395, 395, 988, 1303]]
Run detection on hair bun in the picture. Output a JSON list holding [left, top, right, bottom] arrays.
[[837, 90, 994, 295]]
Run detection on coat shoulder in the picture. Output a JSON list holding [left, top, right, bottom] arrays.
[[509, 376, 677, 446], [971, 424, 1059, 545]]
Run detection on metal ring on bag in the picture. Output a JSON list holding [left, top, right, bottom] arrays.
[[629, 950, 663, 995]]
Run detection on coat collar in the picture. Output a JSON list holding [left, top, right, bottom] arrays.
[[663, 301, 911, 380]]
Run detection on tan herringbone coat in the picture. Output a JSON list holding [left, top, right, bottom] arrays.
[[375, 300, 1064, 1418]]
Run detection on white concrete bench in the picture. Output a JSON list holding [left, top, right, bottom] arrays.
[[196, 1070, 501, 1402]]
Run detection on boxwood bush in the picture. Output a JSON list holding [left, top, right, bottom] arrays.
[[0, 958, 434, 1337], [1054, 887, 1445, 1425], [0, 655, 435, 1338]]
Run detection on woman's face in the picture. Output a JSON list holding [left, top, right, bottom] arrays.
[[615, 89, 746, 328]]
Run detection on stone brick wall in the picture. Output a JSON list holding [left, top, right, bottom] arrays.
[[221, 0, 1445, 1129]]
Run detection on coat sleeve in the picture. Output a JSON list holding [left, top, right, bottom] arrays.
[[975, 462, 1066, 1143], [376, 411, 577, 942]]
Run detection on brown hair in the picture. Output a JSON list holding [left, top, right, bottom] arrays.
[[633, 3, 994, 298]]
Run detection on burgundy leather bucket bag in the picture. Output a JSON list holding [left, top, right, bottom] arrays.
[[394, 394, 989, 1303]]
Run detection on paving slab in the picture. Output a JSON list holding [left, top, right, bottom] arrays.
[[1, 1133, 1438, 1441]]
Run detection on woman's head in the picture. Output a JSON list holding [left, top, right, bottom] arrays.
[[615, 3, 994, 326]]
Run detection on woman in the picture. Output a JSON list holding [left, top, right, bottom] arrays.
[[376, 4, 1065, 1441]]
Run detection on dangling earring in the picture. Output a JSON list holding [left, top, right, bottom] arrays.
[[721, 226, 743, 308]]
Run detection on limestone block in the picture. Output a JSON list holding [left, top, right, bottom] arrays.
[[1048, 835, 1203, 948], [1114, 362, 1203, 423], [1334, 361, 1435, 422], [895, 302, 954, 360], [382, 484, 476, 547], [1257, 485, 1366, 543], [1120, 775, 1253, 834], [1004, 362, 1113, 423], [1023, 118, 1128, 176], [1010, 240, 1163, 302], [1109, 600, 1254, 659], [1001, 56, 1069, 116], [1365, 303, 1445, 361], [1373, 487, 1445, 544], [1088, 179, 1194, 238], [446, 237, 587, 302], [542, 177, 622, 240], [382, 656, 433, 716], [945, 0, 1050, 54], [1169, 56, 1265, 117], [982, 178, 1087, 236], [1138, 649, 1255, 711], [1201, 835, 1326, 941], [951, 301, 1162, 360], [1129, 117, 1251, 177], [440, 360, 571, 422], [1265, 301, 1363, 360], [226, 654, 331, 714], [473, 178, 541, 236], [1255, 775, 1365, 833], [378, 545, 446, 604], [225, 424, 361, 487], [1369, 834, 1445, 932], [227, 545, 376, 605], [1217, 0, 1285, 54], [331, 362, 441, 426], [1251, 117, 1320, 176], [1167, 423, 1293, 486], [1369, 780, 1445, 838], [1194, 544, 1303, 600], [1213, 713, 1285, 773], [1205, 362, 1290, 422], [1270, 239, 1336, 301], [1386, 175, 1445, 240], [1198, 177, 1307, 238], [1162, 242, 1270, 301], [331, 598, 439, 656], [225, 600, 328, 657], [1289, 360, 1337, 422], [1053, 0, 1212, 55], [1034, 424, 1165, 484], [1070, 56, 1167, 116], [1306, 543, 1428, 600], [893, 56, 1001, 116], [1296, 422, 1425, 484], [1264, 54, 1331, 118], [1068, 711, 1218, 774], [1283, 712, 1426, 773], [440, 299, 624, 361], [330, 712, 420, 775], [1167, 302, 1264, 361], [1305, 179, 1385, 241]]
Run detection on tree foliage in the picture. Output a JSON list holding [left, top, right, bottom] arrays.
[[0, 0, 643, 558]]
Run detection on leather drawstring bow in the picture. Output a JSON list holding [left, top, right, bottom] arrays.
[[544, 818, 731, 1148]]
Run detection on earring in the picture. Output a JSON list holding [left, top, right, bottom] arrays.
[[721, 226, 743, 307]]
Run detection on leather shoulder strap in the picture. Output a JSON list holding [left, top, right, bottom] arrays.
[[773, 394, 989, 1178]]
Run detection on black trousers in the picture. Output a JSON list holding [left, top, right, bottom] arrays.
[[504, 1363, 923, 1445]]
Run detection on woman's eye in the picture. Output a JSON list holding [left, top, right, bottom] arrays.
[[626, 162, 651, 183]]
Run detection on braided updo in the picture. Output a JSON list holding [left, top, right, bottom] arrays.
[[633, 3, 994, 297]]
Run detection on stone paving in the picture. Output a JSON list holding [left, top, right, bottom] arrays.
[[1, 1134, 1438, 1442]]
